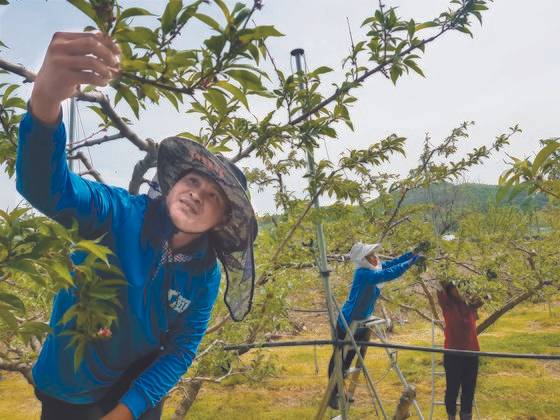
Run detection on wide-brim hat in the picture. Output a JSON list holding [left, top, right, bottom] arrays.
[[149, 136, 258, 321], [348, 242, 381, 263]]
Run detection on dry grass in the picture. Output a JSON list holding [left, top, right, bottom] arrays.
[[0, 303, 558, 419]]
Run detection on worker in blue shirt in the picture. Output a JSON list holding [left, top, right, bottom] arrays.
[[327, 241, 427, 409], [16, 31, 257, 420]]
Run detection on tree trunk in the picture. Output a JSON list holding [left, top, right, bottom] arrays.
[[380, 303, 393, 333], [0, 362, 34, 386], [171, 380, 203, 420], [21, 366, 33, 386], [418, 276, 440, 321], [392, 384, 416, 420], [477, 287, 540, 335]]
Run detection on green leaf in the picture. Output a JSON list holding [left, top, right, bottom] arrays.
[[0, 40, 8, 49], [239, 25, 284, 43], [253, 25, 284, 38], [161, 0, 183, 34], [455, 26, 473, 37], [3, 97, 26, 109], [214, 0, 231, 23], [161, 89, 180, 111], [496, 184, 511, 203], [415, 21, 438, 31], [120, 58, 149, 71], [214, 81, 249, 110], [7, 258, 38, 276], [51, 262, 74, 287], [2, 84, 19, 105], [75, 240, 112, 265], [99, 278, 128, 288], [74, 340, 86, 372], [0, 308, 17, 329], [311, 66, 333, 76], [508, 182, 528, 201], [88, 290, 118, 300], [49, 221, 71, 242], [59, 305, 78, 325], [390, 65, 401, 84], [0, 293, 25, 313], [178, 1, 201, 25], [204, 89, 228, 114], [208, 141, 232, 154], [532, 142, 559, 175], [204, 35, 226, 56], [19, 321, 51, 337], [194, 13, 221, 32], [176, 131, 200, 141], [404, 59, 425, 77], [120, 7, 154, 20], [115, 85, 140, 119], [117, 27, 157, 47], [67, 0, 98, 25], [226, 69, 263, 91]]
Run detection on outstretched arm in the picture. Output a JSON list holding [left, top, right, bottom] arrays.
[[16, 32, 126, 238], [364, 257, 416, 285], [381, 252, 414, 269], [17, 103, 132, 239]]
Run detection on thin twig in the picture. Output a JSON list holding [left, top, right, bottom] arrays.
[[68, 152, 104, 183]]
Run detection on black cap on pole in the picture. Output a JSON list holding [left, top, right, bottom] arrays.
[[290, 48, 305, 57]]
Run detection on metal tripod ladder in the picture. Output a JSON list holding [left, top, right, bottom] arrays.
[[349, 316, 424, 420], [317, 316, 424, 420], [316, 316, 387, 420], [429, 319, 481, 420], [344, 317, 424, 420]]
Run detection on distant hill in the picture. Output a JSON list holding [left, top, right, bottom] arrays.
[[256, 183, 549, 227], [400, 182, 548, 211]]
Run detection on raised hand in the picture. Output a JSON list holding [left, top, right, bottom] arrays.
[[413, 240, 431, 255], [30, 31, 121, 124]]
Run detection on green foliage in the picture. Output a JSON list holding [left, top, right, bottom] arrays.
[[402, 182, 548, 211], [499, 138, 560, 201], [0, 207, 125, 370], [0, 0, 506, 411], [0, 83, 25, 177]]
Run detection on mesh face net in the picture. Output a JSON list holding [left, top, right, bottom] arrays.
[[218, 219, 257, 321]]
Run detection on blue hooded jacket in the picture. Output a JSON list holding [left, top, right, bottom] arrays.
[[16, 105, 221, 419], [339, 253, 415, 328]]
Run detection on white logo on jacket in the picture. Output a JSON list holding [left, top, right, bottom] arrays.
[[168, 289, 191, 313]]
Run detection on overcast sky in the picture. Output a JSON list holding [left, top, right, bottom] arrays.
[[1, 1, 558, 215]]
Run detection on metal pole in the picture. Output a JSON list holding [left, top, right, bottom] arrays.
[[290, 48, 347, 419], [68, 97, 76, 171]]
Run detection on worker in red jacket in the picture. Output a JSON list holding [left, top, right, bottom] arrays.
[[437, 283, 484, 420]]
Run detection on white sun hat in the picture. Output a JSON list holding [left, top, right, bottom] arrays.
[[348, 242, 381, 264]]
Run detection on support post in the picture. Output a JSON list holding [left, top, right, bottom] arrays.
[[290, 48, 347, 419], [68, 97, 76, 171]]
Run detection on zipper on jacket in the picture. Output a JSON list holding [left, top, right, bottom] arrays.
[[144, 258, 164, 306]]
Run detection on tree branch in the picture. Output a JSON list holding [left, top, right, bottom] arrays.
[[128, 145, 158, 194], [476, 284, 547, 335], [68, 152, 104, 183], [288, 13, 463, 126], [68, 133, 123, 152], [0, 58, 35, 83], [0, 359, 34, 385], [0, 58, 153, 153], [380, 295, 442, 329]]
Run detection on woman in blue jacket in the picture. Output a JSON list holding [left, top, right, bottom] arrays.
[[16, 31, 257, 420], [327, 242, 424, 409]]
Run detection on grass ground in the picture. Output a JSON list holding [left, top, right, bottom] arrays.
[[0, 303, 558, 419]]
